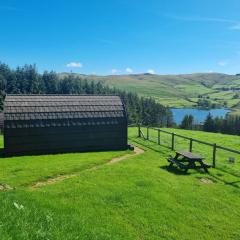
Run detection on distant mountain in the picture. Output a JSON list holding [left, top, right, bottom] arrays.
[[58, 72, 240, 112]]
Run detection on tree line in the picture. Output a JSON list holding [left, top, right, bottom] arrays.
[[180, 113, 240, 135], [0, 62, 173, 127]]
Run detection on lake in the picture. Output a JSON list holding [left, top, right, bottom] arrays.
[[171, 108, 230, 125]]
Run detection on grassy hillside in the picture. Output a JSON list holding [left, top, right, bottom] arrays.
[[60, 72, 240, 111], [1, 129, 240, 239]]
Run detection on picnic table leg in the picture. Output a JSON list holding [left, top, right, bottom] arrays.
[[199, 161, 209, 173], [185, 160, 196, 173], [169, 153, 179, 167], [181, 157, 189, 173], [174, 153, 180, 160]]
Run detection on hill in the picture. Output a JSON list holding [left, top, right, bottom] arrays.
[[59, 72, 240, 112]]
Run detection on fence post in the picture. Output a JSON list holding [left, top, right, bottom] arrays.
[[171, 133, 175, 150], [213, 144, 217, 168], [138, 125, 141, 137], [189, 138, 193, 152], [158, 129, 160, 145], [147, 127, 149, 140]]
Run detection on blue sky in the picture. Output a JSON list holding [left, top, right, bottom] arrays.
[[0, 0, 240, 75]]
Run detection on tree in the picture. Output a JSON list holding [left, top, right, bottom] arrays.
[[203, 113, 215, 132], [43, 71, 58, 93], [213, 117, 223, 132], [180, 114, 194, 130], [233, 93, 239, 99]]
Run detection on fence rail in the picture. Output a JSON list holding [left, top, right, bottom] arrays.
[[138, 126, 240, 168]]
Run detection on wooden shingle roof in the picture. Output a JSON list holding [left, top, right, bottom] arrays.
[[4, 95, 126, 128]]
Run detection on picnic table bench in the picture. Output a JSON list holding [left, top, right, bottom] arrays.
[[167, 151, 211, 173]]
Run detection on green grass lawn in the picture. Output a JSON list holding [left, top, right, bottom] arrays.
[[143, 127, 240, 179], [1, 129, 240, 239]]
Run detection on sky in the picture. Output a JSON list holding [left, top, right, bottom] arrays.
[[0, 0, 240, 75]]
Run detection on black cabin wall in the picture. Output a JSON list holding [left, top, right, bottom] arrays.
[[4, 124, 127, 155]]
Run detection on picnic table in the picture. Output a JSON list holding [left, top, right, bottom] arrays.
[[167, 151, 211, 173]]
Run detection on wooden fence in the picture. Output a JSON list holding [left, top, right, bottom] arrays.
[[138, 126, 240, 168]]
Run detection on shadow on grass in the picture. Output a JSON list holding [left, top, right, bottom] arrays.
[[160, 165, 190, 175], [160, 165, 208, 176], [208, 173, 240, 189], [144, 138, 172, 150], [130, 137, 172, 155], [213, 166, 240, 179]]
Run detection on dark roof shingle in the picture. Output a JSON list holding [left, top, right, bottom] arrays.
[[4, 95, 126, 128]]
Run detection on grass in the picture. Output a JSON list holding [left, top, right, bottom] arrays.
[[0, 151, 128, 188], [155, 97, 195, 108], [230, 108, 240, 116], [143, 127, 240, 179], [1, 128, 240, 239]]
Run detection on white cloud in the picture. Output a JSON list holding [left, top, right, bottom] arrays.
[[230, 23, 240, 30], [167, 15, 237, 24], [147, 69, 156, 74], [218, 60, 229, 67], [66, 62, 83, 68], [111, 69, 121, 74], [167, 15, 240, 31], [126, 67, 133, 73]]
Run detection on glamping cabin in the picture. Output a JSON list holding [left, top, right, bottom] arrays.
[[0, 112, 3, 134], [4, 95, 128, 155]]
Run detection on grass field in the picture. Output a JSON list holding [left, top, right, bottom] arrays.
[[142, 127, 240, 179], [1, 129, 240, 239]]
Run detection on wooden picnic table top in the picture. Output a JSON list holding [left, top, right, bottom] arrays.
[[176, 151, 204, 160]]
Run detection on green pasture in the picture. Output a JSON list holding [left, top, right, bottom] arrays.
[[0, 128, 240, 239]]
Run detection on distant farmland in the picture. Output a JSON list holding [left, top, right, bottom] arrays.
[[60, 72, 240, 113]]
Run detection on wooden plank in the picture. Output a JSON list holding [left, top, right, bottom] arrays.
[[174, 133, 191, 140], [216, 145, 240, 155], [5, 139, 127, 152], [171, 133, 175, 150], [4, 125, 125, 137], [150, 127, 215, 147], [189, 138, 193, 152], [167, 157, 188, 169], [5, 131, 126, 143], [176, 151, 203, 160], [213, 144, 217, 168]]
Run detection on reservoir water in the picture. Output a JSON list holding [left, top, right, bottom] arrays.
[[171, 108, 230, 125]]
